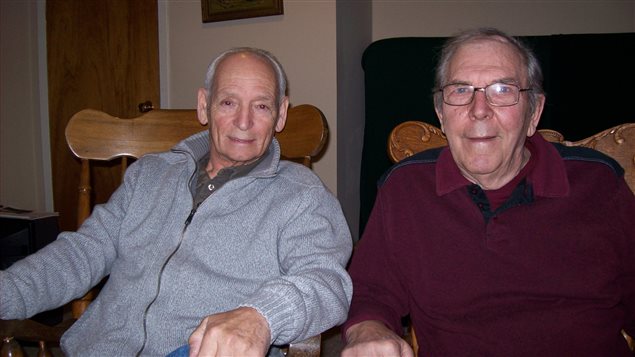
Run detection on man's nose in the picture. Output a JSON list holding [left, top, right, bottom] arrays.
[[234, 106, 253, 130], [470, 90, 493, 120]]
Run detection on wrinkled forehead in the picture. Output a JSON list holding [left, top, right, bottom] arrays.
[[212, 52, 278, 96], [449, 38, 527, 83]]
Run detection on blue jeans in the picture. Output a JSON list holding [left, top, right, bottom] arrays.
[[166, 344, 283, 357], [166, 344, 189, 357]]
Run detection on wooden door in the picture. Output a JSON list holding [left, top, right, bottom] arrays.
[[47, 0, 159, 231]]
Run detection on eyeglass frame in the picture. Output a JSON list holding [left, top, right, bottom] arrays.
[[436, 82, 533, 107]]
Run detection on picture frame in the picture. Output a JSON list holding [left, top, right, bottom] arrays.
[[202, 0, 284, 23]]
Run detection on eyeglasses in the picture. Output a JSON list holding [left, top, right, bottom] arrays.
[[438, 82, 532, 107]]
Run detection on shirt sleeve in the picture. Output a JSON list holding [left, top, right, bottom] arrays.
[[0, 162, 138, 320], [616, 179, 635, 339], [342, 186, 410, 338]]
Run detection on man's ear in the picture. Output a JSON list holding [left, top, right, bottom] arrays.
[[274, 97, 289, 133], [197, 88, 209, 126], [526, 94, 545, 137], [435, 105, 445, 133]]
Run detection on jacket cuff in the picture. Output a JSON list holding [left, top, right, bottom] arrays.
[[239, 281, 305, 345]]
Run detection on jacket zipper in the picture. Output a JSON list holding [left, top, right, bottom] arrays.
[[136, 150, 198, 357]]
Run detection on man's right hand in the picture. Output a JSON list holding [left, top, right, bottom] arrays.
[[341, 320, 415, 357], [188, 307, 270, 357]]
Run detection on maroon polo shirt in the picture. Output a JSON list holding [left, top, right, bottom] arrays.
[[344, 134, 635, 356]]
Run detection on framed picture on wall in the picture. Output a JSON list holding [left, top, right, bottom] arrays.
[[202, 0, 284, 23]]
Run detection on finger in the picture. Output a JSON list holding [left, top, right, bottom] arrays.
[[341, 342, 401, 357], [195, 336, 219, 357], [188, 318, 208, 357], [401, 341, 416, 357]]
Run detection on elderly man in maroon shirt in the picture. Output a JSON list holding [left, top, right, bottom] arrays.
[[342, 27, 635, 357]]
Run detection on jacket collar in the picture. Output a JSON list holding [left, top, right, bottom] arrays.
[[174, 130, 281, 179]]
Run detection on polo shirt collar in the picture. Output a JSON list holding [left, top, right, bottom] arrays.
[[435, 133, 570, 197]]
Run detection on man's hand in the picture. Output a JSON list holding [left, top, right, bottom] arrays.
[[188, 306, 271, 357], [341, 320, 415, 357]]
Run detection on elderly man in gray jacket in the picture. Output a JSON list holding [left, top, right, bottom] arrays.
[[0, 47, 353, 357]]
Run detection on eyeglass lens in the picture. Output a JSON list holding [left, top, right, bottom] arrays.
[[442, 83, 521, 106]]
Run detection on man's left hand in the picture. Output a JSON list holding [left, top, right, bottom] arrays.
[[188, 306, 271, 357]]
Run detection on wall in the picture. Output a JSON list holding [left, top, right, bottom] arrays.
[[372, 0, 635, 39], [0, 0, 50, 211], [336, 1, 372, 242]]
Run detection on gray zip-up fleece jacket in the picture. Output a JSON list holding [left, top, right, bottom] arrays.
[[0, 131, 353, 356]]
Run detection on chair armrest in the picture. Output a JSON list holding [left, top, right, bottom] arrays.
[[283, 334, 321, 357]]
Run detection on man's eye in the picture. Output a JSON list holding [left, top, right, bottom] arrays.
[[454, 86, 471, 95], [255, 104, 271, 111], [221, 100, 234, 106], [493, 84, 513, 94]]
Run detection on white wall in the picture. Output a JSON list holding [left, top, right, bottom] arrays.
[[336, 0, 372, 242], [372, 0, 635, 39], [0, 0, 50, 211]]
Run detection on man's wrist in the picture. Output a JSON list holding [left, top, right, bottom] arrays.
[[345, 319, 390, 342], [237, 305, 272, 343]]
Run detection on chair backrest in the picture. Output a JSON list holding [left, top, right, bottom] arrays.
[[276, 104, 329, 168], [387, 121, 635, 355], [65, 109, 204, 227], [388, 121, 635, 194], [66, 104, 328, 226]]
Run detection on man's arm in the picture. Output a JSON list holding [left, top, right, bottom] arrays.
[[616, 180, 635, 340], [341, 187, 412, 355], [0, 162, 138, 319], [185, 184, 352, 354], [240, 185, 353, 344]]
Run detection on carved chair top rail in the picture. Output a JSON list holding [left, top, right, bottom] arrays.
[[66, 104, 328, 164]]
